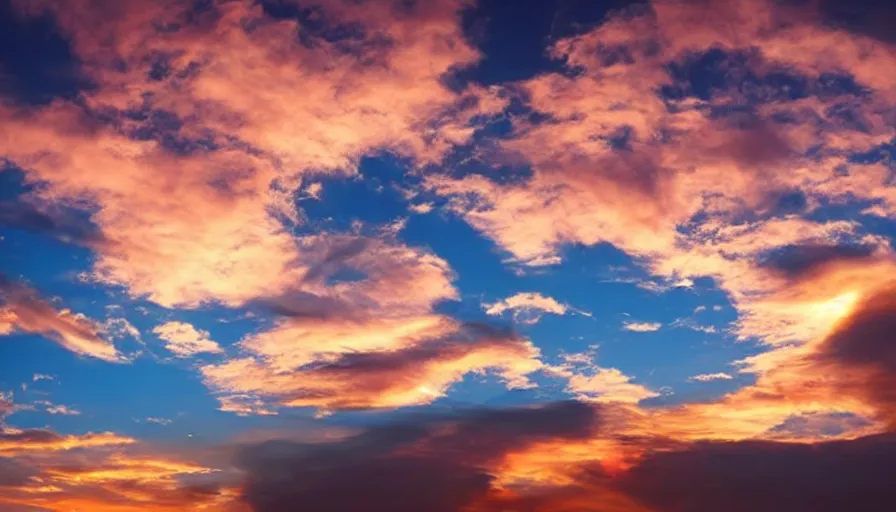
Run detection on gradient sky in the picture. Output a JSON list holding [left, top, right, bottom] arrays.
[[1, 0, 896, 510]]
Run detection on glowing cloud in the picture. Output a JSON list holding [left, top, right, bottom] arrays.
[[0, 277, 121, 362], [152, 321, 223, 358]]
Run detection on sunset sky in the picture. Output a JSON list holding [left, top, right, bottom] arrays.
[[1, 0, 895, 510]]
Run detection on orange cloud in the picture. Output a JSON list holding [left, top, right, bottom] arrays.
[[0, 445, 241, 512], [202, 323, 543, 413], [0, 429, 134, 455], [1, 0, 502, 311], [0, 276, 121, 362]]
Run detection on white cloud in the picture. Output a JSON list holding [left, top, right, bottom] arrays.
[[152, 321, 223, 358], [35, 401, 81, 415], [548, 352, 658, 404], [32, 374, 55, 382], [566, 367, 659, 404], [688, 372, 734, 382], [483, 292, 576, 324], [672, 318, 718, 333], [622, 321, 662, 332], [409, 202, 434, 214]]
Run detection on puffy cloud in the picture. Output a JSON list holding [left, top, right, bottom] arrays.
[[426, 0, 896, 356], [152, 321, 222, 358], [421, 0, 896, 442], [622, 322, 662, 332], [483, 292, 569, 324], [0, 276, 121, 362], [565, 368, 659, 404], [549, 353, 658, 404], [1, 0, 501, 310]]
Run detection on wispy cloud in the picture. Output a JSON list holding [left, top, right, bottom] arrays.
[[0, 276, 121, 362], [688, 373, 734, 382]]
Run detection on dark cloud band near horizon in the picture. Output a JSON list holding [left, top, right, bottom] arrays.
[[0, 0, 895, 510]]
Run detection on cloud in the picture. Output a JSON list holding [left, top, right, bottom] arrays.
[[623, 321, 662, 332], [689, 372, 734, 382], [31, 374, 54, 382], [0, 200, 106, 247], [1, 0, 501, 311], [483, 292, 569, 324], [152, 321, 223, 358], [565, 368, 660, 404], [616, 433, 896, 512], [202, 323, 543, 413], [425, 0, 896, 357], [549, 353, 659, 404], [235, 401, 600, 512], [0, 430, 134, 454], [143, 417, 172, 426], [813, 283, 896, 426], [0, 431, 237, 511], [0, 276, 121, 362], [34, 401, 81, 416]]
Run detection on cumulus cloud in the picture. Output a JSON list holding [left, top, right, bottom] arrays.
[[426, 0, 896, 355], [0, 276, 121, 362], [483, 292, 569, 324], [152, 321, 223, 358], [1, 0, 502, 311]]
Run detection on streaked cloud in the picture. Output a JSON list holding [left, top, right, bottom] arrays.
[[688, 372, 734, 382], [0, 276, 121, 362], [0, 429, 134, 454], [202, 323, 543, 413]]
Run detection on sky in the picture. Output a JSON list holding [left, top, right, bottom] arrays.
[[0, 0, 895, 510]]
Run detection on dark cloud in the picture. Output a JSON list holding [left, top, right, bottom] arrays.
[[0, 429, 63, 445], [236, 401, 600, 512], [757, 243, 878, 280], [815, 284, 896, 424], [0, 0, 92, 105], [815, 0, 896, 44], [618, 433, 896, 512], [0, 457, 39, 487], [0, 200, 107, 247]]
